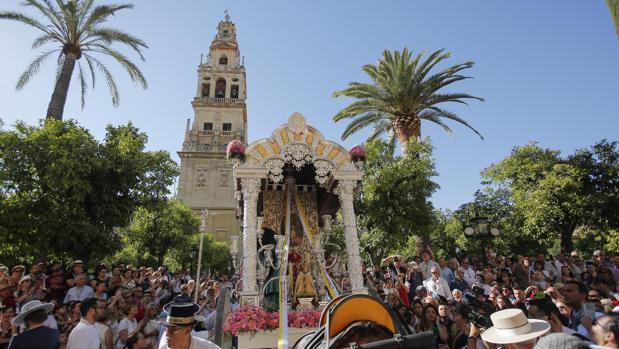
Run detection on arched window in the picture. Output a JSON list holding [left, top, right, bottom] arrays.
[[231, 85, 239, 99], [219, 56, 228, 65], [215, 78, 226, 98]]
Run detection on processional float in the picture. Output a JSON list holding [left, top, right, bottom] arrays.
[[228, 113, 432, 348]]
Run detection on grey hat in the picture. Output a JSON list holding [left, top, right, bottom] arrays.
[[12, 300, 54, 326], [533, 333, 588, 349]]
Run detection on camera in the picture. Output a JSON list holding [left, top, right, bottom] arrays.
[[464, 293, 495, 329], [471, 284, 485, 297]]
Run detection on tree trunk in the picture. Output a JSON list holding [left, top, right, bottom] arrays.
[[46, 53, 77, 121], [394, 118, 420, 156], [560, 229, 574, 253]]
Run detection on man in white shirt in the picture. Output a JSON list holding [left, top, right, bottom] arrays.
[[460, 258, 477, 287], [63, 273, 94, 304], [423, 266, 453, 301], [67, 298, 100, 349], [158, 302, 220, 349]]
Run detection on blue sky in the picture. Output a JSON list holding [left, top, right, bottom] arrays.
[[1, 1, 618, 211]]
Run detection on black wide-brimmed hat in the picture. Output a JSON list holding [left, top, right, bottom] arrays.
[[160, 302, 200, 326]]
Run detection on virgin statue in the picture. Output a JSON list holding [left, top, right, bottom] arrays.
[[294, 251, 317, 299]]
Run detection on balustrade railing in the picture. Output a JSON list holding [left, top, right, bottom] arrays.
[[193, 97, 245, 104], [182, 143, 228, 152]]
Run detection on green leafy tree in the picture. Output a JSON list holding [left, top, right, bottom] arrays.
[[569, 140, 619, 253], [0, 0, 148, 120], [480, 141, 619, 253], [356, 138, 439, 262], [122, 198, 199, 266], [0, 119, 177, 264], [118, 199, 230, 276], [170, 234, 231, 278], [332, 48, 483, 155]]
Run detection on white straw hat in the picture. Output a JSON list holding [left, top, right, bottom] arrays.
[[481, 308, 550, 344], [12, 300, 54, 326]]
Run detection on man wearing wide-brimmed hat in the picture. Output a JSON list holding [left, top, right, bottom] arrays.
[[157, 302, 220, 349], [479, 308, 551, 349], [7, 300, 58, 349]]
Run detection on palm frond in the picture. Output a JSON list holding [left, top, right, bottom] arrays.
[[341, 112, 386, 140], [86, 27, 148, 60], [419, 111, 454, 137], [367, 119, 393, 140], [77, 60, 88, 110], [83, 54, 97, 89], [90, 45, 147, 88], [425, 93, 484, 107], [31, 33, 56, 49], [25, 0, 67, 38], [77, 0, 96, 20], [427, 107, 484, 139], [0, 11, 51, 33], [15, 49, 59, 90], [54, 0, 78, 43], [79, 4, 133, 34], [333, 99, 387, 122], [85, 53, 119, 106]]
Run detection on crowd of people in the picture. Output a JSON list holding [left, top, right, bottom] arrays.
[[0, 247, 618, 349], [362, 248, 619, 348], [0, 260, 228, 349]]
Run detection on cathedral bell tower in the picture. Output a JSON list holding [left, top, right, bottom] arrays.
[[177, 13, 246, 241]]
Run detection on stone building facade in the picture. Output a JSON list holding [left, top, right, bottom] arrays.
[[177, 14, 246, 241]]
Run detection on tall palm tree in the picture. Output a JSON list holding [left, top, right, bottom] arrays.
[[333, 48, 483, 155], [0, 0, 148, 120]]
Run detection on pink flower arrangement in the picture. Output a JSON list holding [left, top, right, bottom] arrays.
[[349, 145, 366, 162], [223, 305, 272, 336], [226, 140, 245, 160], [224, 306, 321, 336], [288, 309, 321, 328]]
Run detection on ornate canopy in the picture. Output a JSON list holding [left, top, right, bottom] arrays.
[[238, 112, 362, 186]]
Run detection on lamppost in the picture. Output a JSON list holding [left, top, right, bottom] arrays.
[[463, 217, 501, 264], [195, 209, 208, 304]]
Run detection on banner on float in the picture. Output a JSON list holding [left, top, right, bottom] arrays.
[[293, 190, 340, 299]]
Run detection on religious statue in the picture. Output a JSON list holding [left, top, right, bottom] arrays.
[[294, 251, 317, 299]]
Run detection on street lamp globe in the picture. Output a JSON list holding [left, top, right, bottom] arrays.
[[490, 227, 501, 237], [464, 227, 475, 236]]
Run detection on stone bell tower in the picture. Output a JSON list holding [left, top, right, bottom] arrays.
[[177, 13, 246, 241]]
